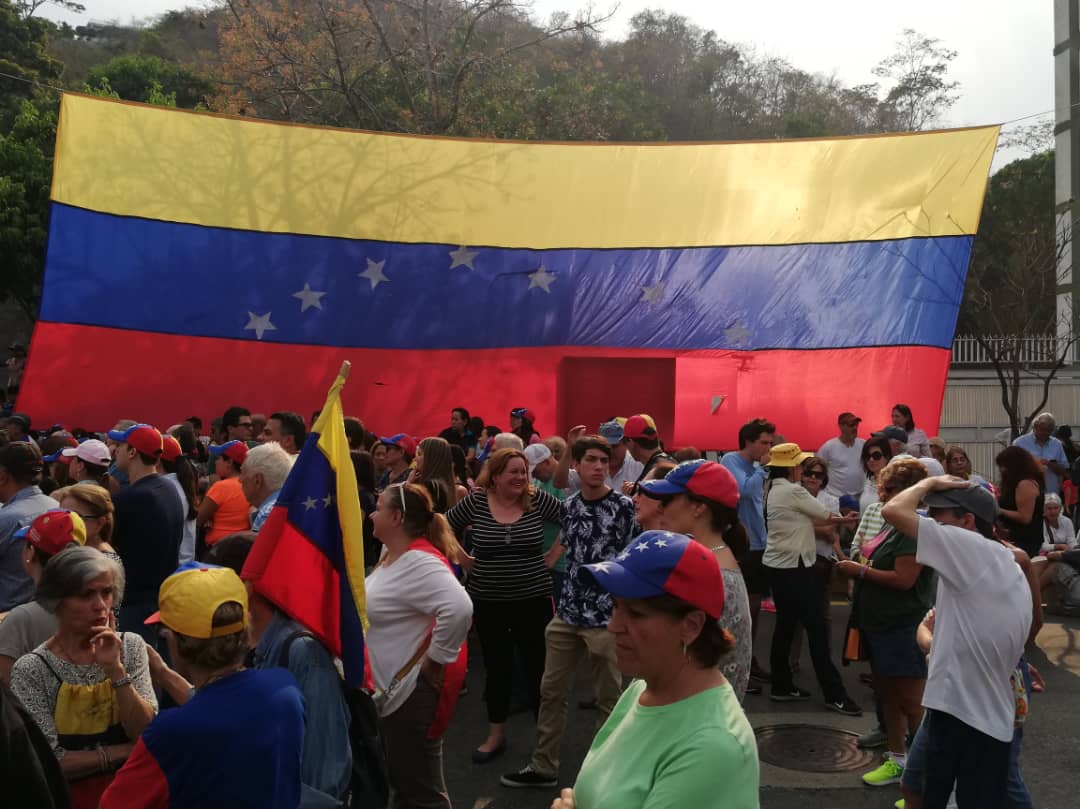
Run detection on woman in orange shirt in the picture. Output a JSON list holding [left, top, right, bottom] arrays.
[[197, 440, 251, 545]]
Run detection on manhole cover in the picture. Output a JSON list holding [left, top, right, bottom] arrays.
[[755, 724, 877, 773]]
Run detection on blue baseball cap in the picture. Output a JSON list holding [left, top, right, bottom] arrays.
[[639, 459, 739, 508], [598, 420, 625, 445], [583, 531, 725, 619]]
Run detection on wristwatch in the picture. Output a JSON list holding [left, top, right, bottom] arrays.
[[110, 675, 132, 689]]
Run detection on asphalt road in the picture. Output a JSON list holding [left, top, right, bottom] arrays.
[[441, 606, 1080, 809]]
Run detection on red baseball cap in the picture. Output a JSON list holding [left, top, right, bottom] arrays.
[[16, 509, 88, 556], [108, 423, 164, 457], [210, 440, 248, 465], [511, 407, 537, 423], [161, 434, 183, 463], [639, 459, 739, 508], [623, 414, 658, 440]]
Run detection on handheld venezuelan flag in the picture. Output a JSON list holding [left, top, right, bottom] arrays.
[[241, 361, 368, 686], [21, 94, 1000, 447]]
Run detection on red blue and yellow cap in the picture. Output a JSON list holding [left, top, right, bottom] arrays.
[[639, 459, 739, 508], [379, 433, 417, 457], [210, 440, 248, 465], [623, 413, 658, 440], [161, 434, 184, 463], [16, 509, 88, 556], [583, 530, 724, 619], [107, 423, 164, 457]]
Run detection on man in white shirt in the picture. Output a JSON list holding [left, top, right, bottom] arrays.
[[817, 412, 866, 499], [882, 477, 1030, 809], [1012, 412, 1069, 495]]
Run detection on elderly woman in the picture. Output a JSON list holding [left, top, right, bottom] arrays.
[[944, 444, 992, 491], [764, 443, 860, 715], [551, 531, 758, 809], [836, 459, 933, 788], [1041, 493, 1076, 554], [445, 448, 562, 761], [11, 544, 157, 809]]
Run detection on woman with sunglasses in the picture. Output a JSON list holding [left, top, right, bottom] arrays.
[[835, 458, 933, 789], [445, 448, 562, 762], [630, 460, 678, 532], [852, 437, 894, 561]]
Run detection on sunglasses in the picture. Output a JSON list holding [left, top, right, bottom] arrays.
[[397, 485, 407, 515], [803, 470, 825, 479], [867, 452, 885, 461]]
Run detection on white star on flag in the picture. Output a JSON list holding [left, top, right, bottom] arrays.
[[616, 551, 630, 561], [292, 283, 326, 312], [527, 266, 556, 293], [635, 542, 650, 552], [724, 321, 751, 346], [653, 538, 668, 548], [640, 283, 664, 304], [592, 562, 613, 574], [359, 258, 389, 289], [243, 311, 276, 340], [303, 496, 317, 510], [323, 493, 334, 508], [448, 246, 479, 270]]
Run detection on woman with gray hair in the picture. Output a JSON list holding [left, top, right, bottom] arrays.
[[1041, 493, 1077, 553], [11, 545, 157, 809]]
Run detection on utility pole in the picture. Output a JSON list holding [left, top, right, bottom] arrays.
[[1056, 0, 1079, 364]]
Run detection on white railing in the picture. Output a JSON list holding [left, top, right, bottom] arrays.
[[951, 334, 1059, 366]]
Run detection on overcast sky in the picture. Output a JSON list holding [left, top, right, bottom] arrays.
[[43, 0, 1052, 166]]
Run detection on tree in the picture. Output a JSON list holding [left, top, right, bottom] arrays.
[[873, 29, 960, 131], [959, 151, 1071, 438], [0, 0, 62, 128], [86, 53, 214, 108], [14, 0, 84, 19], [0, 99, 55, 320], [214, 0, 614, 134]]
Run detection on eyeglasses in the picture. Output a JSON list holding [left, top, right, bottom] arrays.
[[803, 470, 825, 479], [867, 452, 885, 461], [74, 512, 103, 520]]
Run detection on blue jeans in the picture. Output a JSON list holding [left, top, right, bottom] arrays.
[[1005, 657, 1034, 809]]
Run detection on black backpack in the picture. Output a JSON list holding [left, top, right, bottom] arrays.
[[279, 632, 390, 809]]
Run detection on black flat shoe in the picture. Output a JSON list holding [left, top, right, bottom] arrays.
[[472, 742, 507, 764]]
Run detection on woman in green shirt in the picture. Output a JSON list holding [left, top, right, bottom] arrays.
[[554, 530, 759, 809], [836, 458, 934, 789]]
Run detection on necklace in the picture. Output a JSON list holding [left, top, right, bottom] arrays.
[[201, 666, 245, 690], [707, 543, 728, 553]]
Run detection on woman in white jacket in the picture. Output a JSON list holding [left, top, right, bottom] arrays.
[[366, 483, 473, 809]]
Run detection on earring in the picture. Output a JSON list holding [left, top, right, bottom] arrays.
[[682, 642, 689, 661]]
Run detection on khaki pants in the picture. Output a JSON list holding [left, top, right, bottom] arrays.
[[530, 616, 623, 777]]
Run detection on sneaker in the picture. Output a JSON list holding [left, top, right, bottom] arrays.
[[825, 697, 863, 716], [862, 757, 903, 787], [745, 681, 763, 696], [895, 800, 905, 809], [769, 686, 811, 702], [856, 727, 887, 749], [761, 597, 777, 613], [500, 766, 557, 789]]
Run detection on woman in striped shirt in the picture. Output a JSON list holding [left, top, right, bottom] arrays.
[[446, 448, 562, 763]]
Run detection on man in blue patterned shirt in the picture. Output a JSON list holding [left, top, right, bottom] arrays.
[[502, 432, 635, 789]]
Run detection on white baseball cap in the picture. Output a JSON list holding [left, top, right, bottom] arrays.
[[522, 443, 552, 477], [61, 439, 112, 467]]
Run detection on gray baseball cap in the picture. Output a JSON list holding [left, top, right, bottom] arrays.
[[923, 483, 999, 526]]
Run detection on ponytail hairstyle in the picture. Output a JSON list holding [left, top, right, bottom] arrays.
[[164, 425, 200, 520], [387, 483, 463, 564], [684, 494, 750, 560], [416, 437, 459, 511]]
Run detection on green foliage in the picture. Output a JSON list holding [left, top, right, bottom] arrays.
[[0, 98, 56, 319], [85, 54, 210, 108], [0, 0, 62, 129]]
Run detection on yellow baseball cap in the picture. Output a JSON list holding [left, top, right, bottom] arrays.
[[768, 442, 814, 468], [145, 563, 248, 639]]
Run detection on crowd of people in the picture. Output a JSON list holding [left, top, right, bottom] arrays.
[[0, 399, 1071, 809]]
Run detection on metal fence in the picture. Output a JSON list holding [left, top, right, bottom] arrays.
[[951, 334, 1059, 366]]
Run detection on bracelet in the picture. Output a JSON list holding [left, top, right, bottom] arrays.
[[97, 744, 108, 773], [102, 745, 112, 771], [110, 675, 132, 689], [859, 565, 868, 580]]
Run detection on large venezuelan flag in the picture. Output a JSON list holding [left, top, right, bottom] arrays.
[[19, 94, 998, 447], [241, 364, 368, 686]]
